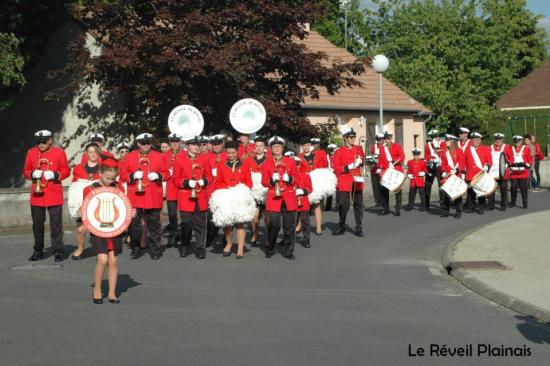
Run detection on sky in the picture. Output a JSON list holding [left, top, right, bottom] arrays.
[[359, 0, 550, 45]]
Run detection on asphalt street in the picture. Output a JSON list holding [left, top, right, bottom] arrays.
[[2, 193, 550, 366]]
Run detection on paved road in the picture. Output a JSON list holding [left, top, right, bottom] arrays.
[[2, 193, 550, 366]]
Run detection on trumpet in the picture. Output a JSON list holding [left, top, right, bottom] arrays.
[[274, 161, 286, 198], [190, 163, 203, 199], [136, 157, 150, 194], [34, 158, 50, 194]]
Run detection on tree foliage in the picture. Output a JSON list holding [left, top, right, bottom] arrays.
[[59, 0, 365, 141]]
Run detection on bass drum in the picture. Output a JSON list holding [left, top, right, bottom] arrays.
[[380, 169, 406, 193], [498, 152, 507, 179], [471, 170, 497, 198], [441, 174, 467, 200]]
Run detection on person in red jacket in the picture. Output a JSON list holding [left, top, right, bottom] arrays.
[[23, 130, 70, 262], [424, 129, 445, 212], [439, 135, 466, 218], [292, 156, 313, 248], [367, 133, 385, 208], [376, 130, 405, 216], [119, 133, 169, 260], [81, 133, 114, 164], [458, 127, 472, 153], [204, 134, 228, 246], [216, 140, 252, 258], [507, 135, 533, 208], [487, 133, 512, 211], [245, 136, 269, 246], [404, 148, 427, 211], [261, 136, 299, 259], [162, 133, 185, 247], [298, 137, 329, 236], [173, 136, 213, 259], [237, 133, 255, 160], [332, 127, 365, 237], [529, 135, 544, 190], [463, 132, 491, 214]]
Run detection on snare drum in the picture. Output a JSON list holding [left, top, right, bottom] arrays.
[[380, 169, 406, 193], [470, 170, 497, 198], [441, 174, 468, 200]]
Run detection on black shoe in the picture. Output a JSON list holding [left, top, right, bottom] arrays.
[[71, 253, 83, 260], [487, 206, 495, 211], [130, 247, 141, 259], [333, 227, 345, 235], [222, 250, 231, 257], [377, 210, 390, 216], [93, 298, 103, 304], [250, 239, 258, 247], [394, 211, 401, 217], [284, 254, 296, 260], [54, 253, 64, 262], [455, 212, 462, 219], [476, 208, 484, 215], [108, 298, 120, 304], [196, 250, 206, 259], [315, 231, 323, 236], [265, 250, 275, 259], [464, 208, 474, 213], [440, 211, 449, 218], [404, 205, 412, 211], [165, 235, 176, 248], [29, 250, 43, 261], [355, 227, 364, 237], [236, 255, 244, 259], [499, 206, 506, 212], [302, 240, 311, 248], [522, 205, 528, 210], [179, 248, 188, 258], [419, 207, 425, 212]]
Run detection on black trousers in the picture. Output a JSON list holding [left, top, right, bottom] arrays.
[[130, 208, 161, 253], [487, 179, 508, 208], [465, 187, 479, 209], [180, 203, 207, 254], [325, 195, 333, 211], [533, 159, 541, 188], [206, 209, 218, 244], [267, 203, 296, 256], [31, 205, 64, 253], [380, 186, 402, 212], [441, 195, 463, 213], [424, 172, 441, 209], [337, 190, 363, 228], [298, 210, 310, 242], [510, 179, 529, 208], [370, 173, 381, 205], [166, 200, 178, 232], [408, 186, 426, 208]]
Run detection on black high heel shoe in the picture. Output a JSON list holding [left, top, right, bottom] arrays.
[[71, 253, 83, 260], [108, 298, 120, 304], [93, 297, 103, 304], [222, 251, 231, 257]]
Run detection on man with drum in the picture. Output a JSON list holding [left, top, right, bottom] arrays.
[[163, 133, 185, 247], [332, 127, 364, 237], [298, 137, 329, 236], [261, 136, 299, 259], [119, 133, 169, 260], [423, 129, 445, 212], [507, 135, 533, 209], [23, 130, 70, 262], [204, 134, 227, 246], [368, 133, 385, 208], [487, 133, 511, 211], [245, 136, 269, 247], [376, 130, 405, 216], [173, 136, 213, 259], [458, 127, 472, 153], [81, 133, 114, 163], [464, 132, 491, 214], [440, 135, 466, 218], [404, 148, 427, 212]]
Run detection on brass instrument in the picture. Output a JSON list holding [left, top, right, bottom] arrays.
[[190, 163, 203, 199], [136, 157, 150, 194], [34, 158, 50, 194], [274, 160, 286, 198]]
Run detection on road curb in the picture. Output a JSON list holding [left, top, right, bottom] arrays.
[[441, 224, 550, 324]]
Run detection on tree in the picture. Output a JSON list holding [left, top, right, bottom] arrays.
[[58, 0, 365, 141]]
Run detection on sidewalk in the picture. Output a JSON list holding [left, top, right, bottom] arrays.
[[443, 210, 550, 323]]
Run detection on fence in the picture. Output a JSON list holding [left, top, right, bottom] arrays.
[[506, 115, 550, 156]]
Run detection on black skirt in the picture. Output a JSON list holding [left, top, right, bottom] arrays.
[[89, 234, 123, 256]]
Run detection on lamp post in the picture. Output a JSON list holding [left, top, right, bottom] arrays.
[[359, 115, 367, 156], [339, 0, 351, 50], [372, 54, 389, 133]]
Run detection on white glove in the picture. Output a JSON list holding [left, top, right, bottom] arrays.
[[272, 172, 279, 182], [461, 174, 465, 180], [169, 168, 173, 177], [148, 172, 160, 181], [282, 173, 290, 183], [115, 176, 120, 183], [133, 171, 144, 180], [212, 168, 217, 177], [347, 163, 355, 170], [441, 172, 447, 178], [32, 170, 42, 179], [43, 170, 55, 181], [482, 165, 489, 172], [419, 172, 426, 177], [376, 168, 382, 175], [354, 157, 362, 166], [197, 179, 205, 187], [407, 174, 414, 179], [296, 189, 304, 196], [188, 180, 197, 188]]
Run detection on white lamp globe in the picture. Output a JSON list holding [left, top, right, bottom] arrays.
[[372, 54, 389, 73]]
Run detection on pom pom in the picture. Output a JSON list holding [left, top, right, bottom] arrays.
[[250, 172, 267, 204], [209, 184, 256, 227], [308, 168, 337, 204], [68, 179, 96, 219]]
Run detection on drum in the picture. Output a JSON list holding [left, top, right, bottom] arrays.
[[380, 169, 406, 193], [81, 186, 133, 238], [441, 174, 468, 200], [498, 153, 507, 179], [470, 170, 498, 198]]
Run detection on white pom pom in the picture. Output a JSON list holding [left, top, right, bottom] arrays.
[[250, 172, 267, 204], [68, 179, 96, 219], [308, 168, 337, 204], [209, 184, 256, 227]]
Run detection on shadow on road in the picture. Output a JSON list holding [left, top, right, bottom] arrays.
[[90, 274, 142, 297], [515, 315, 550, 345]]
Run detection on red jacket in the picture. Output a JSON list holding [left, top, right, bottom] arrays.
[[458, 139, 472, 153], [424, 140, 446, 161], [215, 159, 252, 189], [245, 154, 268, 173], [441, 149, 466, 184], [406, 159, 427, 188], [332, 145, 365, 192], [204, 150, 227, 198], [377, 143, 405, 173], [464, 145, 491, 181], [119, 150, 169, 209], [81, 150, 114, 164], [298, 149, 329, 173], [295, 169, 313, 212], [534, 143, 544, 161], [261, 156, 298, 212], [506, 145, 533, 180], [173, 153, 213, 212], [163, 149, 185, 201], [238, 143, 255, 160], [71, 163, 101, 182], [23, 146, 70, 207], [369, 143, 383, 174]]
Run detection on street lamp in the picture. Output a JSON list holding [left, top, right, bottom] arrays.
[[359, 115, 367, 161], [339, 0, 351, 50], [372, 54, 389, 133]]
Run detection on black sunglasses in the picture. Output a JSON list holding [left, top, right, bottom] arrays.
[[138, 141, 151, 145]]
